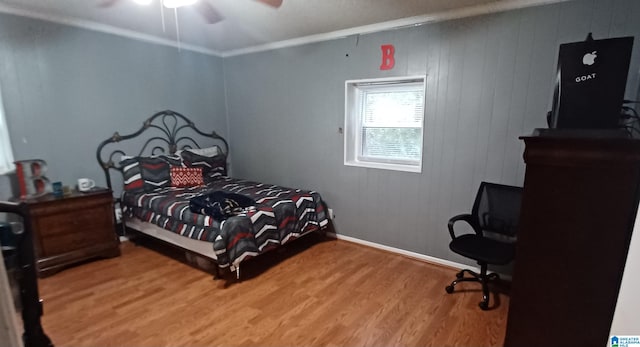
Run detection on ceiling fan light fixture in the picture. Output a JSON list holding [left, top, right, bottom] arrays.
[[163, 0, 198, 8]]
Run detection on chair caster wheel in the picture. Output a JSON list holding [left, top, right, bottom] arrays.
[[479, 301, 489, 310], [456, 272, 464, 279], [445, 285, 454, 294]]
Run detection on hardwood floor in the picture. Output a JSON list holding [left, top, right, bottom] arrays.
[[38, 234, 509, 346]]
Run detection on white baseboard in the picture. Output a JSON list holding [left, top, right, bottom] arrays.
[[326, 232, 512, 280], [326, 231, 473, 269]]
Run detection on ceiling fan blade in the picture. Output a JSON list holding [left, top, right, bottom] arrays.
[[255, 0, 283, 8], [98, 0, 121, 7], [193, 1, 224, 24]]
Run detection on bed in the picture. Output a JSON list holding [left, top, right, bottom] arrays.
[[96, 110, 329, 279]]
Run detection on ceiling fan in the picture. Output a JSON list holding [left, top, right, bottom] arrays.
[[98, 0, 283, 24]]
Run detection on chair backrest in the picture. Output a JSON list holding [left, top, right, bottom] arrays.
[[471, 182, 523, 237]]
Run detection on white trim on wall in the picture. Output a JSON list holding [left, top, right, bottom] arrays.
[[0, 4, 222, 57], [327, 231, 473, 269], [326, 231, 512, 280], [222, 0, 571, 57], [0, 0, 570, 58]]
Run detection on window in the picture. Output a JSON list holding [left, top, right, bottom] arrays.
[[344, 76, 426, 173], [0, 82, 15, 175]]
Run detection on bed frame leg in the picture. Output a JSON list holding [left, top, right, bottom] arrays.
[[212, 265, 221, 280], [120, 220, 127, 238]]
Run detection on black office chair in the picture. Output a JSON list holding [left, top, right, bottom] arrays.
[[445, 182, 523, 310]]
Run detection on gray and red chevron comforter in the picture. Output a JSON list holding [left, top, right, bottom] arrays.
[[121, 176, 329, 271]]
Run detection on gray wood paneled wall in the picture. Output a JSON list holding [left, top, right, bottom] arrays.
[[223, 0, 640, 266], [0, 13, 227, 199], [1, 0, 639, 266]]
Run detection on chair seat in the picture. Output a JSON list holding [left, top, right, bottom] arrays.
[[449, 234, 515, 265]]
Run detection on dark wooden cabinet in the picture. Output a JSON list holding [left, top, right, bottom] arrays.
[[504, 130, 640, 347], [23, 189, 121, 277]]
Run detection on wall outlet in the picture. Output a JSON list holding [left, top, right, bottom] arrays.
[[328, 208, 335, 220]]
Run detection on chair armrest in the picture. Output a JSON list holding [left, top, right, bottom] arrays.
[[447, 214, 481, 239]]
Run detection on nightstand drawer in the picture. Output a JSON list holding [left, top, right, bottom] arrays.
[[24, 189, 121, 277], [29, 194, 112, 217], [41, 224, 112, 255], [35, 206, 112, 238]]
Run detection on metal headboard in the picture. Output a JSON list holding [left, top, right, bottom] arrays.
[[96, 110, 229, 192]]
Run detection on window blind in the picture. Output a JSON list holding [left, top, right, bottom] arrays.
[[360, 84, 423, 161]]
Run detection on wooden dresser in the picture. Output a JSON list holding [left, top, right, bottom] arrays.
[[504, 130, 640, 347], [22, 189, 120, 277]]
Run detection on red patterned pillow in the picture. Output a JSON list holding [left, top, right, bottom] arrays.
[[170, 166, 204, 188]]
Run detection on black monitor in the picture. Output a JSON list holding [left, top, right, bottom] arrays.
[[548, 35, 634, 129]]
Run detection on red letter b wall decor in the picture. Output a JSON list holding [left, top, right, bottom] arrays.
[[380, 44, 395, 70]]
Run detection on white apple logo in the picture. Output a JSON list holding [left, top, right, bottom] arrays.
[[583, 51, 597, 66]]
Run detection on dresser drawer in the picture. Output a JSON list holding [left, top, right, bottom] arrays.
[[41, 224, 113, 255], [29, 194, 112, 217], [35, 205, 112, 237], [24, 189, 121, 276]]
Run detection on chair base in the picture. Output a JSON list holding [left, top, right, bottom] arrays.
[[445, 264, 499, 310]]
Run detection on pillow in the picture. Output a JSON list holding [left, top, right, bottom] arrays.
[[120, 155, 177, 192], [121, 158, 144, 192], [183, 146, 222, 157], [170, 166, 204, 188], [139, 157, 171, 191], [157, 154, 183, 167], [180, 150, 226, 181]]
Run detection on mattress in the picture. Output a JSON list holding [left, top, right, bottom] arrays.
[[122, 176, 328, 270]]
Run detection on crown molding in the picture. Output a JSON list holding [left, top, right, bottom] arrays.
[[0, 0, 569, 58], [0, 3, 223, 57], [221, 0, 570, 57]]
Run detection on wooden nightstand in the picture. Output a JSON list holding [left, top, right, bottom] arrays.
[[21, 189, 121, 277]]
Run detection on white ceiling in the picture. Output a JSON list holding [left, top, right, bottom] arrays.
[[0, 0, 567, 56]]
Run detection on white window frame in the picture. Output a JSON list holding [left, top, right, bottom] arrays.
[[0, 82, 15, 175], [344, 75, 426, 173]]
